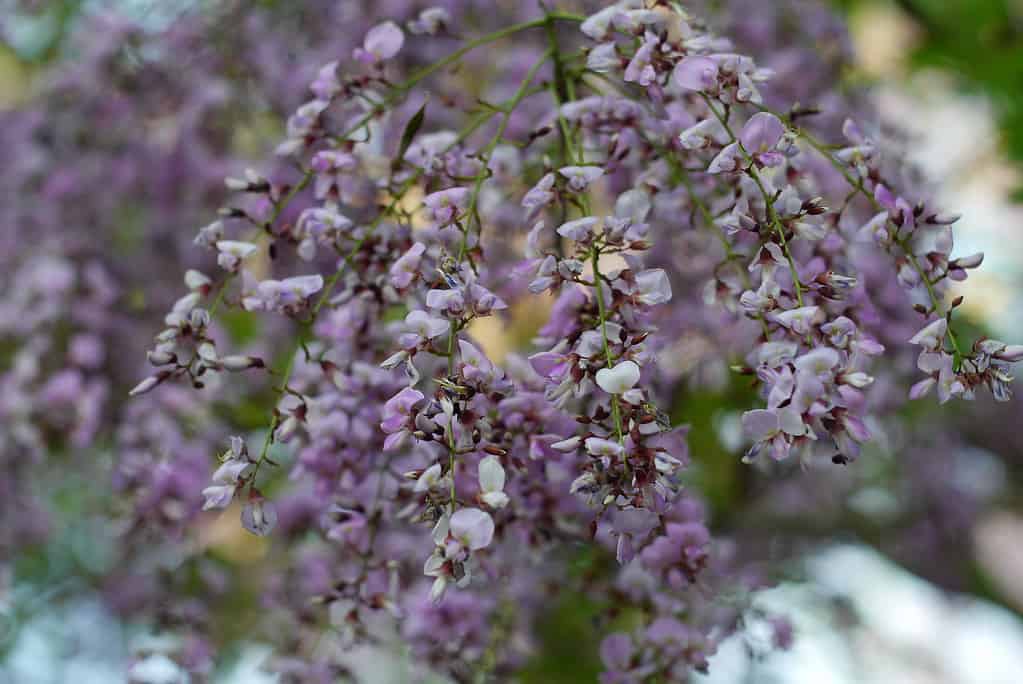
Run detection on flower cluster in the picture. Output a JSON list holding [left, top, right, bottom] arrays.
[[127, 2, 1023, 679], [2, 0, 1019, 681]]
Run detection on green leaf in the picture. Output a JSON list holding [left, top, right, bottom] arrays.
[[392, 99, 427, 172]]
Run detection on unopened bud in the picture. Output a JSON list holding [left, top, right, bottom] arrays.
[[184, 269, 212, 291], [275, 415, 299, 442], [129, 371, 171, 397], [221, 355, 265, 371]]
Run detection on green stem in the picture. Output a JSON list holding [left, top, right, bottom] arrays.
[[441, 50, 554, 506], [701, 95, 808, 310], [758, 104, 963, 358], [397, 14, 582, 96], [213, 19, 588, 481], [546, 14, 580, 166], [591, 248, 626, 448], [676, 165, 772, 340], [250, 108, 506, 480], [457, 48, 554, 262], [581, 71, 772, 339]]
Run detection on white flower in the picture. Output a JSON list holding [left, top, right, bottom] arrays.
[[242, 274, 323, 312], [128, 653, 186, 684], [449, 508, 494, 551], [793, 347, 840, 376], [360, 21, 404, 61], [424, 551, 445, 578], [211, 458, 249, 484], [935, 354, 965, 404], [596, 360, 641, 395], [773, 306, 823, 336], [415, 463, 444, 492], [585, 436, 625, 458], [587, 42, 619, 73], [128, 374, 162, 397], [406, 310, 449, 340], [615, 188, 652, 222], [997, 345, 1023, 362], [842, 372, 874, 389], [621, 388, 645, 405], [558, 166, 604, 192], [551, 436, 582, 452], [429, 576, 448, 603], [201, 483, 235, 510], [409, 7, 450, 36], [197, 342, 217, 363], [184, 269, 211, 291], [478, 456, 508, 509], [570, 472, 597, 495], [909, 318, 947, 351], [635, 269, 672, 306], [758, 341, 798, 367], [380, 350, 409, 370], [194, 220, 224, 248], [557, 216, 600, 241], [431, 512, 450, 545], [215, 240, 258, 271], [220, 355, 264, 371], [742, 407, 806, 441], [581, 5, 618, 39]]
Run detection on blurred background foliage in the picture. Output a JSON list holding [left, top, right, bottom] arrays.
[[836, 0, 1023, 197]]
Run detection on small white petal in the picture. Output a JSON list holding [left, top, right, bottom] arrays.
[[415, 463, 443, 492], [450, 507, 494, 550], [481, 491, 509, 509], [595, 360, 641, 395], [430, 576, 448, 603], [478, 456, 506, 494]]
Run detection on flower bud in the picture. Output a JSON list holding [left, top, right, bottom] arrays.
[[129, 371, 171, 397], [147, 350, 177, 366], [220, 355, 265, 371]]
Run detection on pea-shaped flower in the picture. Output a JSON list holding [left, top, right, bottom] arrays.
[[596, 360, 641, 395]]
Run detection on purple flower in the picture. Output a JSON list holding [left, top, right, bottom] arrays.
[[391, 242, 427, 289], [215, 240, 258, 272], [241, 275, 324, 314], [673, 56, 719, 91], [241, 498, 278, 536], [742, 408, 805, 461], [423, 187, 470, 226], [557, 216, 600, 241], [408, 8, 450, 36], [558, 166, 605, 192], [381, 387, 425, 450], [909, 318, 947, 351], [739, 112, 787, 167], [309, 61, 340, 100]]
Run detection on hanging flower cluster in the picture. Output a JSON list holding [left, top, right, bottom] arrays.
[[1, 0, 1018, 681], [126, 1, 1023, 678]]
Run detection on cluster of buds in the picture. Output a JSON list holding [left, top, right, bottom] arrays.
[[200, 436, 277, 535], [132, 271, 264, 397]]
